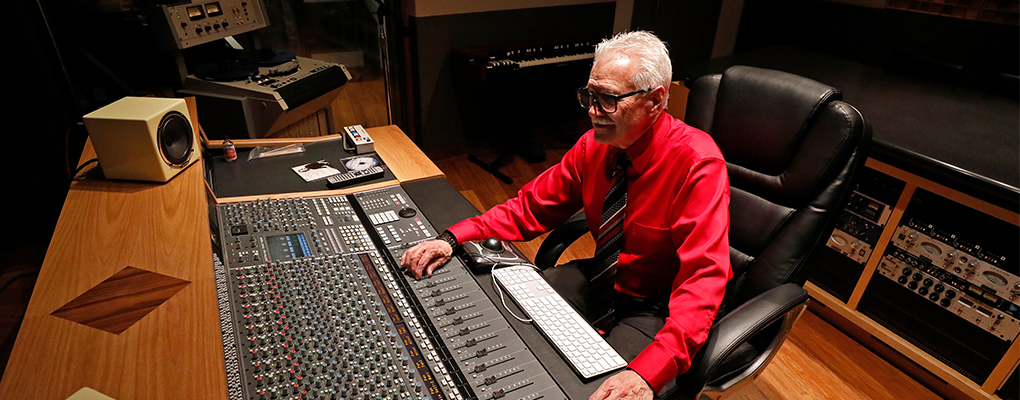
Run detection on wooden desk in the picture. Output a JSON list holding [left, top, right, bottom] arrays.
[[0, 125, 441, 399]]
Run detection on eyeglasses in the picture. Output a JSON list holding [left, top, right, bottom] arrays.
[[577, 87, 651, 114]]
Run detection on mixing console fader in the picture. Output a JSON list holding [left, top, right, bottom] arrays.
[[213, 185, 568, 400]]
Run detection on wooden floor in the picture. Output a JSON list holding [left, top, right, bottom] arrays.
[[432, 143, 945, 400]]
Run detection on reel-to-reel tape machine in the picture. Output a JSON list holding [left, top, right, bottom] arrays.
[[149, 0, 353, 139], [179, 49, 352, 139]]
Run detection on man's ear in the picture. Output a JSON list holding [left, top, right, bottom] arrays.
[[649, 85, 667, 112]]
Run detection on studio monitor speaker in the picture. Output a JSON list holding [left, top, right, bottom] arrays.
[[82, 97, 200, 182]]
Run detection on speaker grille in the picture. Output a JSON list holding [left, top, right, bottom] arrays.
[[158, 111, 194, 167]]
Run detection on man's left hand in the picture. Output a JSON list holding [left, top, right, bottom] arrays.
[[589, 370, 653, 400]]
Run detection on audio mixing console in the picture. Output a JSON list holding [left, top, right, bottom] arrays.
[[211, 185, 568, 400]]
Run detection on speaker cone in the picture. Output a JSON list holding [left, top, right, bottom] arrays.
[[158, 111, 194, 167]]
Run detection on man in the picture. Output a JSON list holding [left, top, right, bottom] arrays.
[[401, 31, 731, 400]]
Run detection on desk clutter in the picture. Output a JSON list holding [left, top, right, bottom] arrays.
[[206, 139, 395, 198]]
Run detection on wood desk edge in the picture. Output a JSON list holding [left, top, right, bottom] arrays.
[[0, 124, 443, 398], [0, 142, 226, 399]]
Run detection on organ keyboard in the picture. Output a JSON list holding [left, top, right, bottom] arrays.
[[454, 39, 597, 81]]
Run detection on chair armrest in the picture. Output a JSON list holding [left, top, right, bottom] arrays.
[[534, 212, 589, 270], [674, 283, 809, 396]]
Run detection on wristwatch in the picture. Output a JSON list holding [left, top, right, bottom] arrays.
[[436, 230, 458, 249]]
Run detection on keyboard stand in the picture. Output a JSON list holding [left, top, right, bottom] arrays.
[[468, 153, 514, 184]]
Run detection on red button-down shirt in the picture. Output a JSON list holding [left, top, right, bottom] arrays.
[[448, 112, 732, 392]]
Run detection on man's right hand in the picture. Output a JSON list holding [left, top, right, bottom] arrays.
[[399, 239, 453, 279]]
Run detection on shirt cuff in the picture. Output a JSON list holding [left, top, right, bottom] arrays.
[[627, 342, 681, 393], [447, 221, 483, 244]]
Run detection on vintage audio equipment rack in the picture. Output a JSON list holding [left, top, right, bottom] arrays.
[[806, 159, 1019, 400]]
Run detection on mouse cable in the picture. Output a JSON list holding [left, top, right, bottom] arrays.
[[490, 262, 542, 323]]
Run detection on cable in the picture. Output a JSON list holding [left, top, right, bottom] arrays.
[[70, 158, 99, 183], [64, 125, 72, 180], [488, 260, 542, 323]]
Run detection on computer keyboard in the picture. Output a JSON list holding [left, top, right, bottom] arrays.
[[492, 265, 628, 379]]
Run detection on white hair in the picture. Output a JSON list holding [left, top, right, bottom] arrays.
[[594, 31, 672, 92]]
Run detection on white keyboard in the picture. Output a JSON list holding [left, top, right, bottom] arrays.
[[492, 265, 627, 379]]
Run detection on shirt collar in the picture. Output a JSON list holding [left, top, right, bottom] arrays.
[[622, 111, 669, 176]]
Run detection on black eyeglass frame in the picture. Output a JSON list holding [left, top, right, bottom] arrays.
[[577, 87, 652, 113]]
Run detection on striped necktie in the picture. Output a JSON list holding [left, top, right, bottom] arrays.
[[589, 152, 629, 287]]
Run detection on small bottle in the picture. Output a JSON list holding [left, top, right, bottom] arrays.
[[224, 139, 237, 162]]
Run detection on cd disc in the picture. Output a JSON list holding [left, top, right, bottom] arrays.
[[345, 156, 379, 171], [194, 61, 258, 82]]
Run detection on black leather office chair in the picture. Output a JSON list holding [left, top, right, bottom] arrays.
[[534, 66, 871, 399]]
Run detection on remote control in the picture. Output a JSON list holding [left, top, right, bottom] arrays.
[[325, 166, 384, 189]]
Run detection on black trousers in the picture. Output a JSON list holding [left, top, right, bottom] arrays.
[[542, 259, 677, 397]]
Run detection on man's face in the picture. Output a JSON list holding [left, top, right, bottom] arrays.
[[586, 56, 658, 149]]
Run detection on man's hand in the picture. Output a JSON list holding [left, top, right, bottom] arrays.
[[400, 239, 453, 279], [589, 370, 653, 400]]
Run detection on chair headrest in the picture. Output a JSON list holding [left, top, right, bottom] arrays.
[[711, 66, 841, 175]]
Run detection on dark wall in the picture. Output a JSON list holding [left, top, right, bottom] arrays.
[[408, 3, 616, 151], [735, 0, 1019, 91], [8, 0, 81, 249], [630, 0, 724, 78]]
